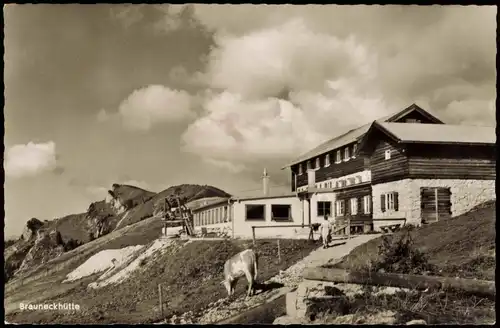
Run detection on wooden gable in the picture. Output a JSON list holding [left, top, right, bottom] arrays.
[[357, 122, 401, 158], [385, 103, 444, 124]]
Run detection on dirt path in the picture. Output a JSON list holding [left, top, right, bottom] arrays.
[[267, 235, 381, 288], [187, 234, 381, 324]]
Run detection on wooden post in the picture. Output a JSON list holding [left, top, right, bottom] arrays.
[[303, 267, 496, 300], [158, 283, 163, 319], [434, 188, 439, 222], [277, 239, 281, 263], [252, 227, 256, 246], [347, 216, 351, 240]]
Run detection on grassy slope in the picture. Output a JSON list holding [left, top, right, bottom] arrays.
[[4, 183, 231, 286], [6, 238, 319, 324], [4, 216, 164, 308], [48, 213, 89, 244], [332, 200, 496, 280]]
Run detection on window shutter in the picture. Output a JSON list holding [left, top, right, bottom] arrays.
[[334, 201, 337, 217], [381, 194, 386, 212], [394, 192, 399, 211]]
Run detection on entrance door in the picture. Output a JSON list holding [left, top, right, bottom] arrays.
[[420, 187, 452, 223]]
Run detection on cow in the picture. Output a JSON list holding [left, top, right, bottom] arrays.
[[221, 248, 259, 298]]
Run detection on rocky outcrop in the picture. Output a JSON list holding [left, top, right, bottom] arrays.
[[86, 201, 116, 240], [5, 218, 47, 281], [4, 240, 35, 282], [21, 218, 44, 241], [105, 190, 127, 215], [17, 230, 65, 273]]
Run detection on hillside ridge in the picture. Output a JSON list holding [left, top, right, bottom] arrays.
[[4, 183, 231, 283]]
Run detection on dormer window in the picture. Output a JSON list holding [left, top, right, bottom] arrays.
[[335, 150, 341, 163], [315, 157, 320, 169], [344, 147, 350, 161], [307, 160, 312, 170], [298, 164, 303, 175], [325, 154, 330, 167], [352, 143, 358, 158]]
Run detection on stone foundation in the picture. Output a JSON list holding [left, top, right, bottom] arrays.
[[372, 179, 495, 231]]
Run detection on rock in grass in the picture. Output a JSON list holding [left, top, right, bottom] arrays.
[[406, 319, 427, 325]]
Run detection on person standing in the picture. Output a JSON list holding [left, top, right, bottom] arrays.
[[320, 215, 332, 249]]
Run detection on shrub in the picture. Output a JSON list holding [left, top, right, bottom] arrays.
[[372, 229, 435, 275], [64, 238, 83, 252], [5, 238, 16, 248]]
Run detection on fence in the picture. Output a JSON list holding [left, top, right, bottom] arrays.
[[251, 224, 314, 246]]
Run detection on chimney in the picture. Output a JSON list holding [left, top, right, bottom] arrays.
[[307, 169, 316, 190], [262, 168, 270, 196]]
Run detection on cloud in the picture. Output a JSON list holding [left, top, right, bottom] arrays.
[[5, 141, 58, 178], [52, 166, 66, 176], [97, 108, 110, 122], [110, 4, 199, 35], [181, 18, 392, 168], [85, 186, 109, 199], [178, 5, 495, 172], [203, 158, 247, 174], [116, 85, 195, 131]]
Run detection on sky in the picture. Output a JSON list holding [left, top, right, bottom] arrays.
[[4, 4, 496, 238]]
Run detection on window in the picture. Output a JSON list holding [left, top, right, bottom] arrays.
[[307, 160, 312, 170], [363, 195, 371, 214], [271, 205, 291, 221], [335, 200, 345, 216], [245, 204, 266, 220], [344, 147, 350, 161], [317, 201, 331, 217], [350, 198, 358, 215], [298, 164, 303, 175], [406, 118, 421, 123], [325, 154, 331, 167], [347, 178, 355, 185], [315, 157, 320, 169], [352, 143, 358, 158], [335, 150, 341, 163], [380, 192, 399, 212], [355, 176, 362, 184], [385, 149, 391, 160]]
